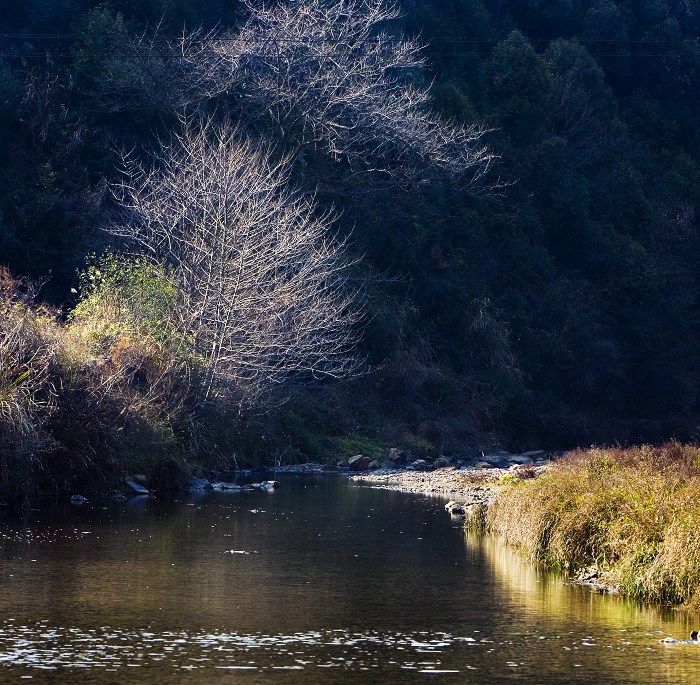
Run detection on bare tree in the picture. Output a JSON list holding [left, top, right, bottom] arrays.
[[233, 0, 493, 184], [74, 17, 236, 115], [86, 0, 495, 188], [112, 117, 361, 406], [200, 0, 495, 187]]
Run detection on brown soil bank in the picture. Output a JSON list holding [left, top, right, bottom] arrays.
[[487, 442, 700, 610]]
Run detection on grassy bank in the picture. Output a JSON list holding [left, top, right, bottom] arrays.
[[485, 443, 700, 608], [0, 263, 203, 502]]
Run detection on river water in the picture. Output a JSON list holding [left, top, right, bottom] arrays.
[[0, 473, 698, 683]]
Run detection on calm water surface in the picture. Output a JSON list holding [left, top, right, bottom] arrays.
[[0, 474, 698, 683]]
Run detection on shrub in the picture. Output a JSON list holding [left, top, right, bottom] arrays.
[[65, 253, 194, 412], [69, 253, 183, 354], [34, 253, 199, 491]]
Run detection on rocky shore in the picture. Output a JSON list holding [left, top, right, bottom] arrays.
[[275, 448, 554, 514], [348, 463, 546, 500]]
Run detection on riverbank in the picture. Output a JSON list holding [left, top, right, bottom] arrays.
[[343, 443, 700, 611], [275, 450, 552, 508], [348, 463, 547, 505]]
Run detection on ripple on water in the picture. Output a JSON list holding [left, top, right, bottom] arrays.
[[0, 620, 684, 680], [0, 623, 492, 674]]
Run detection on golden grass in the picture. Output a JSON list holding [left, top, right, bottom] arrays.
[[0, 269, 61, 498], [487, 443, 700, 608]]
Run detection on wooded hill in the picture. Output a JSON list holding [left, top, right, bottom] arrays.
[[0, 0, 698, 476]]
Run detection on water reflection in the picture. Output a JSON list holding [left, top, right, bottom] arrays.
[[470, 530, 696, 631], [0, 475, 697, 683]]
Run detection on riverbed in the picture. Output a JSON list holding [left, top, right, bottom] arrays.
[[0, 473, 697, 683]]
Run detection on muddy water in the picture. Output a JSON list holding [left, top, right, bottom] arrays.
[[0, 474, 698, 683]]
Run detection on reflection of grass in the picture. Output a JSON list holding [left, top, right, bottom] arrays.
[[487, 443, 700, 608]]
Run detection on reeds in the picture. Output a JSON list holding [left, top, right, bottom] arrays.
[[0, 269, 58, 498], [487, 443, 700, 607]]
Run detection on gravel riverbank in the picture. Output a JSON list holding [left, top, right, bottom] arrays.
[[349, 464, 549, 507], [273, 461, 549, 508], [350, 467, 503, 504]]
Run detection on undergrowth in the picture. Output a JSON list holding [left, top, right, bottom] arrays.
[[0, 259, 211, 503]]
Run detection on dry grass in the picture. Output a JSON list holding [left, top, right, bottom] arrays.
[[487, 443, 700, 607], [0, 262, 198, 501], [0, 268, 59, 498]]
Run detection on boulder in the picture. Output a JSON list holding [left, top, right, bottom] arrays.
[[445, 501, 465, 516], [388, 448, 408, 465], [70, 494, 88, 505], [348, 455, 371, 471], [520, 450, 545, 460], [475, 461, 496, 470], [211, 482, 242, 491], [368, 460, 381, 470], [187, 477, 211, 491], [336, 459, 349, 468], [433, 456, 451, 468], [125, 479, 150, 494], [508, 455, 534, 465], [410, 459, 429, 471], [480, 455, 509, 468]]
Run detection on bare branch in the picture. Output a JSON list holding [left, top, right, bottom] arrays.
[[111, 117, 362, 407], [88, 0, 496, 188], [223, 0, 496, 186]]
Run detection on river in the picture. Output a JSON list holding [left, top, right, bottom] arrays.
[[0, 473, 697, 683]]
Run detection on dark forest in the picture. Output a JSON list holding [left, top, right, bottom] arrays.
[[1, 0, 699, 497]]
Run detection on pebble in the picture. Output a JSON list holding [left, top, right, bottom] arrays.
[[275, 461, 550, 509]]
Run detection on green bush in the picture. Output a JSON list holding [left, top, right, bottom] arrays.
[[69, 252, 183, 353]]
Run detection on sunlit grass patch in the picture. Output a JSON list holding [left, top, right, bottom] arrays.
[[487, 443, 700, 607]]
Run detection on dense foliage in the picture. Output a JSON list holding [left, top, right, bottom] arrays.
[[1, 0, 699, 467]]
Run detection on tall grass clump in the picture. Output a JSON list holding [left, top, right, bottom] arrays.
[[487, 443, 700, 608], [0, 268, 58, 500]]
